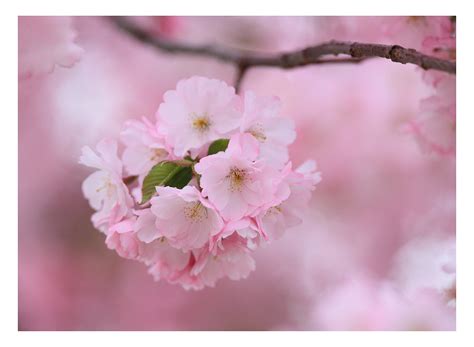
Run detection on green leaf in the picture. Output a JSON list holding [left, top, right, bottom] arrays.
[[141, 162, 193, 203], [168, 166, 193, 189], [207, 138, 230, 155]]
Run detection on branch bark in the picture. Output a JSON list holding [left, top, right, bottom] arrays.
[[110, 16, 456, 91]]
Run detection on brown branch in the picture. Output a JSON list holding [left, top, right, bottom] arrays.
[[110, 16, 456, 90]]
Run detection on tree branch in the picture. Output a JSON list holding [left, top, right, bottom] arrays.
[[110, 16, 456, 91]]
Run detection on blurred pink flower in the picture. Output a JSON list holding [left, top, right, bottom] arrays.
[[311, 276, 455, 330], [19, 16, 83, 79], [410, 97, 455, 155], [390, 234, 456, 307], [386, 16, 453, 52]]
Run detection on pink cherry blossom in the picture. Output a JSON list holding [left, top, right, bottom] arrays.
[[120, 117, 169, 177], [79, 139, 133, 231], [19, 16, 83, 79], [132, 208, 193, 283], [240, 91, 296, 168], [390, 234, 456, 308], [195, 133, 278, 221], [254, 161, 321, 241], [385, 16, 453, 52], [145, 186, 224, 250], [211, 217, 259, 251], [77, 76, 321, 290], [410, 75, 456, 156], [190, 235, 256, 288], [140, 239, 191, 282], [311, 276, 455, 330], [106, 218, 140, 259], [157, 76, 241, 157], [392, 16, 456, 157]]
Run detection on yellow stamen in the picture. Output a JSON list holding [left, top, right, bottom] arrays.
[[150, 148, 168, 161], [266, 205, 283, 216], [249, 124, 267, 142], [227, 167, 248, 192], [183, 201, 208, 223], [191, 113, 212, 132]]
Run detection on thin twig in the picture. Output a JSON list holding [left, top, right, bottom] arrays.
[[110, 16, 456, 89]]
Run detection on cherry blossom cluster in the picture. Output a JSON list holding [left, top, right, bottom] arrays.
[[408, 17, 456, 156], [80, 76, 321, 289]]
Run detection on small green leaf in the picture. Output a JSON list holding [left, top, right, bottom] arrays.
[[141, 161, 193, 203], [207, 138, 230, 155], [167, 166, 193, 189]]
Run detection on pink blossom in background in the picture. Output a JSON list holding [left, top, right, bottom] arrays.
[[310, 276, 455, 330], [19, 16, 83, 79], [19, 16, 455, 331]]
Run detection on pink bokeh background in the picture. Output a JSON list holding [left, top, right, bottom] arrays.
[[18, 16, 455, 330]]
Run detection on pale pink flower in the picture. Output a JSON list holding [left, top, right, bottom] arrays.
[[19, 16, 83, 79], [106, 218, 140, 259], [211, 218, 259, 251], [240, 91, 296, 168], [190, 235, 256, 288], [254, 161, 321, 241], [385, 16, 453, 52], [195, 133, 278, 221], [312, 277, 455, 330], [157, 76, 241, 157], [147, 234, 256, 290], [422, 36, 456, 61], [410, 75, 456, 156], [143, 186, 224, 251], [141, 240, 191, 283], [295, 159, 323, 186], [120, 117, 169, 177], [133, 208, 192, 282], [390, 235, 456, 307], [396, 16, 456, 157], [79, 139, 133, 231]]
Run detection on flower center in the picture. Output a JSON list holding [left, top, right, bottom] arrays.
[[150, 148, 168, 161], [266, 205, 283, 216], [227, 167, 248, 192], [96, 177, 116, 197], [183, 201, 208, 223], [249, 124, 267, 142], [191, 113, 212, 133]]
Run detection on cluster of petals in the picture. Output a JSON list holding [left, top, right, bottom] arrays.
[[80, 76, 320, 289]]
